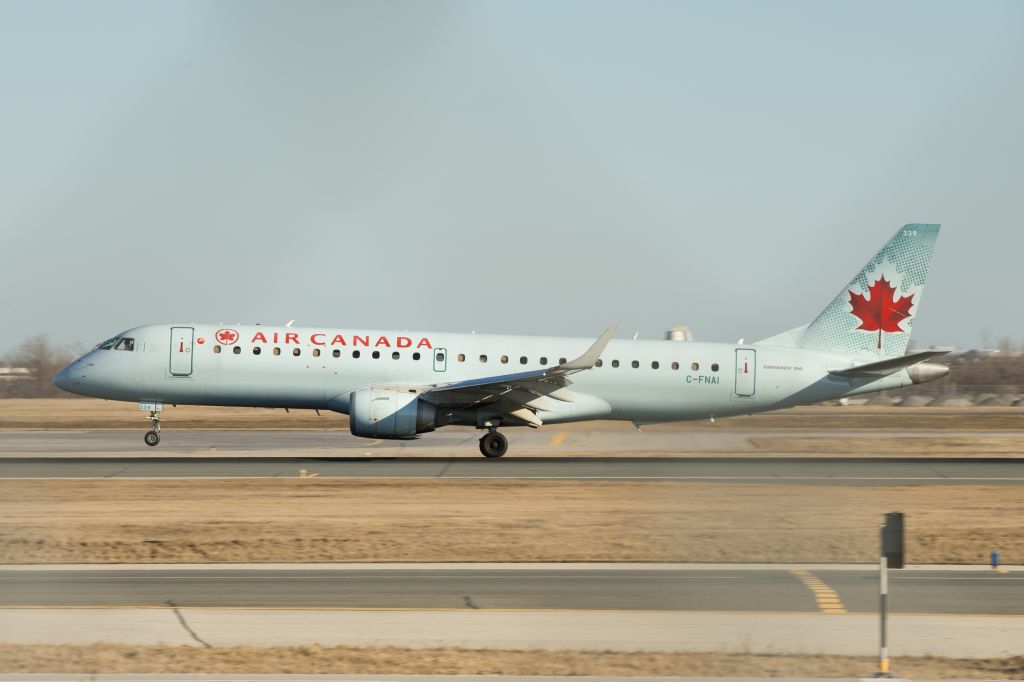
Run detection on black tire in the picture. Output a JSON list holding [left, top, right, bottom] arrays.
[[144, 431, 160, 447], [479, 432, 508, 458]]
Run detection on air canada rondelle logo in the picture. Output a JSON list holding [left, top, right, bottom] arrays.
[[215, 329, 240, 345]]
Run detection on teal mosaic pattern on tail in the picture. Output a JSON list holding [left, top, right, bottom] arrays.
[[799, 224, 940, 358]]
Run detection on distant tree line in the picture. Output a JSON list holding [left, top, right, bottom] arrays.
[[0, 336, 77, 398], [945, 352, 1024, 388]]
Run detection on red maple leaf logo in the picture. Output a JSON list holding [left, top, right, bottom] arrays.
[[848, 275, 915, 349], [215, 329, 239, 345]]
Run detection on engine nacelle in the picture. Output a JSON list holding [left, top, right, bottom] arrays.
[[349, 388, 437, 439]]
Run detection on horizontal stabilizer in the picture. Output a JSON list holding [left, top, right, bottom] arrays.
[[829, 350, 949, 378]]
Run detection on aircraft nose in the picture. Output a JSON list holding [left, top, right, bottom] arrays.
[[53, 360, 89, 394]]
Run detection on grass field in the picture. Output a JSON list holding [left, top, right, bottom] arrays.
[[2, 479, 1020, 564], [1, 644, 1021, 678]]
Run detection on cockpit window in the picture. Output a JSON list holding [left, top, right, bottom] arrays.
[[114, 338, 135, 351], [96, 337, 119, 350]]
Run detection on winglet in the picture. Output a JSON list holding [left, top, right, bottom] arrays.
[[557, 326, 617, 371]]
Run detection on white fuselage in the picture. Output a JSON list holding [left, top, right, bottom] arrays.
[[56, 323, 914, 426]]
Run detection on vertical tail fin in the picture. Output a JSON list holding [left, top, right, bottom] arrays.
[[762, 224, 940, 358]]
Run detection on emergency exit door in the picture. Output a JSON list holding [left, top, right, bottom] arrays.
[[734, 348, 756, 397], [433, 347, 447, 372], [169, 327, 194, 376]]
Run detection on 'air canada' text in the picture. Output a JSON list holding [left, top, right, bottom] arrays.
[[250, 331, 433, 349]]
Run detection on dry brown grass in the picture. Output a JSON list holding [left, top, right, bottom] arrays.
[[1, 643, 1022, 678], [0, 398, 336, 430], [2, 399, 1022, 430], [1, 479, 1021, 564]]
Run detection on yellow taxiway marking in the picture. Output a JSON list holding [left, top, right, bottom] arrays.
[[548, 432, 569, 447], [790, 569, 847, 614]]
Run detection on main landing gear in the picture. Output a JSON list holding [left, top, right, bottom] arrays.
[[144, 410, 161, 447], [479, 430, 508, 458]]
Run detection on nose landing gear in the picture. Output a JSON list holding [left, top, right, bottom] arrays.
[[479, 430, 508, 458], [144, 410, 161, 447]]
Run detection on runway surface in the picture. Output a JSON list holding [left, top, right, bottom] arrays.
[[3, 428, 1022, 459], [2, 454, 1022, 483], [1, 567, 1020, 614]]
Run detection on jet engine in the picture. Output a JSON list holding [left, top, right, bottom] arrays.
[[349, 387, 437, 439]]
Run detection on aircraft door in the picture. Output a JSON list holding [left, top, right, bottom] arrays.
[[433, 348, 447, 372], [734, 349, 756, 397], [169, 327, 194, 376]]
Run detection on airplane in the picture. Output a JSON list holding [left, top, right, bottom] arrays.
[[54, 224, 948, 457]]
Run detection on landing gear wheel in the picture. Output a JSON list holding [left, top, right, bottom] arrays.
[[479, 431, 508, 458], [143, 408, 162, 447]]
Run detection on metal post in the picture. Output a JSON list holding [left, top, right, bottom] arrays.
[[879, 553, 889, 676], [876, 523, 891, 678]]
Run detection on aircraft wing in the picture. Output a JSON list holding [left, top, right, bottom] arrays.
[[419, 326, 616, 426], [828, 350, 950, 378]]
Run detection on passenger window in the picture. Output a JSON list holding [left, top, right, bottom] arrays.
[[559, 357, 567, 365], [652, 361, 659, 369], [273, 347, 281, 356], [372, 350, 380, 359], [312, 348, 321, 358], [540, 357, 548, 365], [520, 356, 528, 364], [413, 352, 421, 360], [393, 352, 401, 360], [293, 348, 301, 357], [213, 346, 221, 355], [253, 347, 261, 355], [352, 350, 361, 359], [232, 346, 241, 355], [457, 354, 465, 362], [480, 355, 488, 363], [596, 359, 603, 367], [691, 362, 699, 371], [501, 355, 509, 364], [332, 349, 341, 358], [611, 360, 620, 368], [631, 360, 639, 368], [436, 352, 444, 362], [671, 361, 679, 370], [711, 363, 719, 372]]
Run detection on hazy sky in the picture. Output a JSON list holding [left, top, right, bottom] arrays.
[[2, 0, 1022, 356]]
